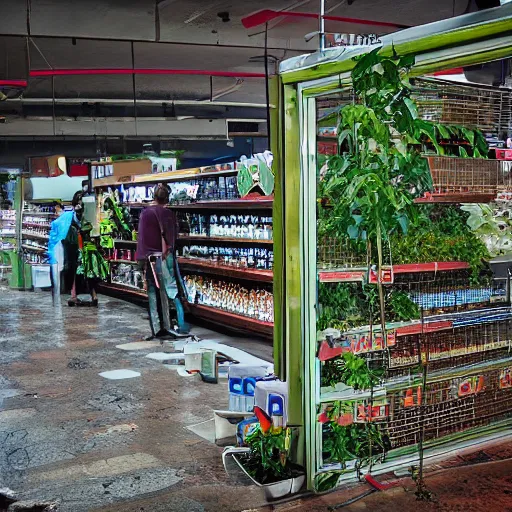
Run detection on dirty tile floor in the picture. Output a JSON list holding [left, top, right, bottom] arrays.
[[0, 288, 271, 512]]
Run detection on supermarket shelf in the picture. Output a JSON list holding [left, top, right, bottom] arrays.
[[187, 303, 273, 338], [22, 244, 46, 253], [23, 222, 51, 229], [109, 259, 138, 265], [177, 236, 273, 245], [0, 232, 17, 237], [318, 269, 366, 282], [93, 167, 237, 188], [414, 193, 496, 203], [178, 257, 273, 283], [318, 262, 470, 282], [170, 198, 273, 210], [98, 281, 147, 298], [22, 211, 56, 216], [22, 231, 49, 241]]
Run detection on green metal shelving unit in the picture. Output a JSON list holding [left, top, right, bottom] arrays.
[[272, 3, 512, 492]]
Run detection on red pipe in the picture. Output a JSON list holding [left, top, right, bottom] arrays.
[[29, 69, 265, 78], [432, 68, 464, 76], [0, 80, 28, 87], [242, 9, 409, 30]]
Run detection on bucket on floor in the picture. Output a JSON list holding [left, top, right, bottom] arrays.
[[31, 264, 51, 288]]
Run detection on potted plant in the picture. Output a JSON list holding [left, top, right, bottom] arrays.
[[222, 407, 305, 500]]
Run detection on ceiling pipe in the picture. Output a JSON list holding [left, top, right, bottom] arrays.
[[29, 69, 266, 78], [6, 98, 273, 108], [0, 80, 28, 87], [241, 9, 409, 30]]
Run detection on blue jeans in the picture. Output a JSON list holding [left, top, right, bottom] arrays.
[[146, 253, 189, 335]]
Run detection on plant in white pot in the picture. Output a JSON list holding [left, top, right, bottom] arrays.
[[223, 406, 305, 500]]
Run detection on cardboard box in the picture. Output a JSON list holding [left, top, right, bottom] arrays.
[[92, 159, 151, 181]]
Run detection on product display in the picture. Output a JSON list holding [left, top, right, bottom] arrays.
[[21, 203, 58, 265], [94, 159, 275, 335], [180, 244, 273, 270], [182, 213, 273, 241], [184, 275, 273, 323]]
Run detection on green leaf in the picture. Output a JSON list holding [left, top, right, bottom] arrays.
[[458, 146, 470, 158], [403, 97, 418, 120], [436, 124, 451, 139]]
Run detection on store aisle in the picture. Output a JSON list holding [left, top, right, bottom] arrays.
[[0, 288, 270, 512]]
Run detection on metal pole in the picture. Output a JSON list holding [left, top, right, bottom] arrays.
[[319, 0, 325, 51]]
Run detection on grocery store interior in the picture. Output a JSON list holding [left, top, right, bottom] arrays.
[[1, 1, 512, 511]]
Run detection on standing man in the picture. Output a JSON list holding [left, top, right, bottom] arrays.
[[135, 183, 189, 340]]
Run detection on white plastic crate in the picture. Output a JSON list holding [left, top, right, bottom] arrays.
[[31, 264, 51, 288]]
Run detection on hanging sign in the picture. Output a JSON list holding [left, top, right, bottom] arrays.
[[325, 33, 382, 48], [236, 152, 274, 197]]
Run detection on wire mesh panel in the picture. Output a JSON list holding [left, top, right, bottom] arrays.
[[412, 78, 512, 137], [317, 237, 367, 269], [425, 156, 512, 195], [387, 366, 512, 449]]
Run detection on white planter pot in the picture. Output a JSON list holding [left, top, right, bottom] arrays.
[[222, 447, 305, 500]]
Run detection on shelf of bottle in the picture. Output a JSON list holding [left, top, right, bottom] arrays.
[[170, 198, 273, 210], [177, 257, 273, 283], [0, 232, 17, 237], [177, 236, 273, 245], [23, 222, 51, 229], [318, 262, 470, 282], [99, 281, 147, 298], [22, 231, 49, 241], [22, 244, 47, 253], [414, 193, 496, 204], [186, 303, 273, 338]]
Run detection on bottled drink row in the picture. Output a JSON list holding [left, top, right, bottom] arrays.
[[0, 210, 16, 221], [111, 262, 145, 290], [180, 245, 273, 270], [104, 248, 137, 262], [22, 227, 50, 239], [23, 216, 52, 227], [184, 214, 273, 240], [24, 251, 48, 264], [183, 275, 273, 323]]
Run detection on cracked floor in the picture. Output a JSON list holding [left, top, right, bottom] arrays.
[[0, 288, 272, 512]]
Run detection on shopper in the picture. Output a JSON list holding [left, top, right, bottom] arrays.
[[48, 200, 80, 305], [71, 191, 109, 307], [136, 183, 189, 340]]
